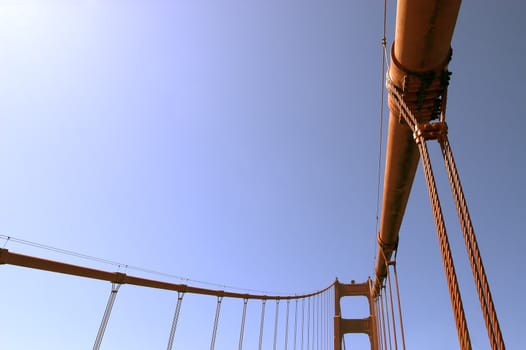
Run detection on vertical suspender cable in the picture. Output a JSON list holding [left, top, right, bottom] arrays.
[[324, 292, 327, 350], [317, 294, 321, 350], [321, 293, 324, 349], [387, 80, 472, 350], [315, 294, 318, 350], [259, 300, 267, 350], [314, 295, 317, 350], [273, 300, 280, 350], [319, 294, 322, 350], [440, 136, 505, 349], [93, 283, 121, 350], [418, 138, 472, 349], [300, 298, 305, 350], [383, 287, 392, 350], [328, 290, 331, 350], [392, 261, 407, 350], [238, 298, 248, 350], [386, 264, 398, 350], [166, 291, 185, 350], [307, 297, 311, 350], [210, 296, 223, 350], [284, 300, 290, 350], [294, 299, 298, 350], [374, 295, 384, 350]]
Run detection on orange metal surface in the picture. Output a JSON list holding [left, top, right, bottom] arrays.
[[0, 248, 332, 300], [373, 0, 461, 294]]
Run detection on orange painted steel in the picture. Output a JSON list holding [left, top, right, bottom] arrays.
[[373, 0, 461, 295], [333, 279, 378, 350], [0, 248, 332, 301]]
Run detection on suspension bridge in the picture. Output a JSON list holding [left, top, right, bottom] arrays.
[[0, 1, 510, 349]]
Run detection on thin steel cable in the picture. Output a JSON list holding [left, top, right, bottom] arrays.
[[327, 290, 330, 350], [322, 292, 326, 350], [259, 300, 267, 350], [320, 294, 327, 347], [377, 297, 385, 350], [316, 294, 320, 350], [386, 266, 398, 350], [238, 298, 248, 350], [376, 295, 387, 350], [2, 236, 10, 248], [210, 296, 223, 350], [374, 0, 389, 263], [273, 300, 280, 350], [167, 292, 184, 350], [301, 298, 305, 350], [0, 234, 301, 296], [440, 137, 505, 349], [284, 300, 290, 350], [392, 262, 407, 350], [387, 79, 472, 349], [307, 297, 311, 350], [294, 299, 298, 350], [312, 295, 320, 348], [383, 287, 392, 350], [93, 283, 121, 350]]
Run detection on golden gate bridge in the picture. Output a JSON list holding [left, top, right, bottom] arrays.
[[0, 1, 506, 349]]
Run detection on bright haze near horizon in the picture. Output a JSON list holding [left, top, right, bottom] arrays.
[[0, 1, 524, 349]]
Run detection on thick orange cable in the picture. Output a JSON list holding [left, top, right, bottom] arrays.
[[0, 249, 334, 301]]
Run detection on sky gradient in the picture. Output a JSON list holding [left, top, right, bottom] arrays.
[[1, 1, 524, 349]]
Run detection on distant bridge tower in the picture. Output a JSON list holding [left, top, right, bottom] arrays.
[[334, 278, 378, 350]]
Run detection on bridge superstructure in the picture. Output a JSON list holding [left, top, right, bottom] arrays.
[[0, 1, 506, 349]]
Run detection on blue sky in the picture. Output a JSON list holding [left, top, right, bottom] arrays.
[[0, 1, 524, 349]]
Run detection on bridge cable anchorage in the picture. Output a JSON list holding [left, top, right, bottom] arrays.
[[388, 74, 505, 349], [93, 282, 121, 350], [258, 299, 267, 350], [210, 295, 223, 350], [238, 298, 248, 350], [387, 77, 473, 349], [166, 291, 185, 350]]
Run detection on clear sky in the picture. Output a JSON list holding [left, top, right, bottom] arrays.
[[0, 1, 524, 349]]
